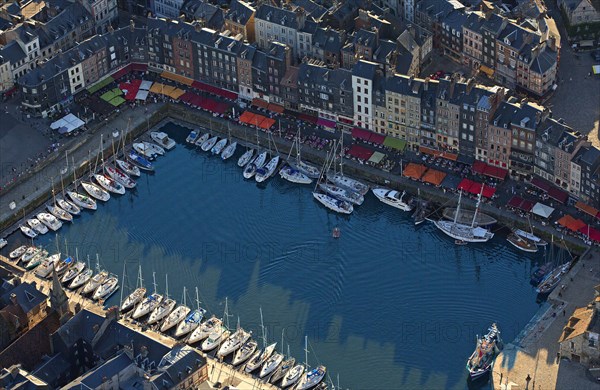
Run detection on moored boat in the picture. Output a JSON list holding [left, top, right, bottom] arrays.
[[121, 287, 146, 312], [150, 131, 176, 150], [83, 270, 108, 295], [69, 268, 93, 289], [296, 366, 327, 390], [243, 151, 267, 179], [281, 364, 304, 388], [201, 326, 230, 352], [260, 352, 284, 378], [211, 138, 228, 155], [67, 191, 97, 210], [318, 182, 363, 205], [56, 196, 81, 215], [105, 165, 136, 189], [279, 165, 312, 184], [466, 323, 501, 380], [20, 225, 37, 239], [270, 357, 296, 384], [514, 229, 547, 246], [21, 247, 41, 263], [507, 232, 538, 253], [174, 308, 207, 337], [245, 342, 276, 373], [233, 339, 258, 366], [27, 218, 48, 235], [25, 250, 48, 270], [160, 304, 191, 332], [536, 263, 571, 295], [194, 133, 210, 147], [221, 142, 237, 160], [142, 141, 165, 156], [433, 191, 493, 244], [81, 182, 110, 201], [186, 130, 199, 144], [372, 188, 412, 211], [133, 142, 157, 160], [61, 261, 86, 284], [36, 212, 63, 231], [35, 253, 61, 278], [127, 151, 154, 171], [55, 256, 74, 274], [200, 136, 218, 152], [443, 208, 497, 228], [217, 327, 251, 357], [132, 293, 163, 320], [255, 155, 280, 183], [326, 172, 369, 196], [116, 159, 141, 177], [47, 204, 73, 222], [94, 174, 126, 195], [93, 274, 119, 301], [187, 316, 222, 344], [312, 192, 353, 214], [237, 149, 254, 167], [9, 245, 28, 260]]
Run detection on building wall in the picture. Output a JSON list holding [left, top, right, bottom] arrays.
[[559, 331, 600, 364], [352, 75, 373, 130]]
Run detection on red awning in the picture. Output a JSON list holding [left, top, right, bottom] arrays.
[[520, 199, 534, 212], [468, 182, 483, 195], [482, 185, 496, 198], [548, 186, 568, 204], [267, 103, 284, 114], [458, 178, 474, 191], [192, 81, 238, 100], [483, 164, 508, 180], [369, 132, 386, 145], [351, 127, 371, 141], [579, 225, 600, 242], [530, 177, 551, 192], [317, 118, 336, 128], [111, 64, 132, 80], [347, 144, 374, 160], [298, 113, 318, 124], [507, 196, 523, 208], [130, 63, 148, 72], [252, 98, 269, 109], [557, 215, 586, 232], [420, 146, 442, 156], [119, 79, 142, 100], [472, 161, 487, 174]]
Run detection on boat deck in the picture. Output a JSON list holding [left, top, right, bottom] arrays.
[[442, 208, 497, 227]]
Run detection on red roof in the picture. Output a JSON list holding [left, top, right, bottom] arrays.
[[457, 178, 474, 191], [579, 225, 600, 242]]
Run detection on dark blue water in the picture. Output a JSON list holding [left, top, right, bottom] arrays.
[[14, 123, 545, 389]]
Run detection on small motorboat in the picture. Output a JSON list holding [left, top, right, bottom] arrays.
[[20, 225, 37, 239], [221, 142, 237, 160], [81, 182, 110, 201], [194, 133, 210, 147], [67, 191, 97, 210], [105, 165, 136, 189], [46, 204, 73, 222], [56, 196, 81, 215], [69, 268, 93, 289], [372, 188, 412, 211], [128, 151, 154, 171], [93, 275, 119, 301], [36, 212, 63, 231], [201, 326, 230, 351], [187, 316, 222, 344], [211, 138, 228, 155], [61, 261, 86, 284], [27, 218, 48, 234], [116, 159, 141, 177], [142, 141, 165, 156], [94, 174, 126, 195], [232, 339, 258, 366], [237, 149, 255, 167], [186, 130, 199, 144], [9, 245, 28, 260], [35, 253, 61, 278], [120, 287, 147, 312], [133, 143, 157, 160], [150, 131, 176, 150], [201, 136, 219, 152]]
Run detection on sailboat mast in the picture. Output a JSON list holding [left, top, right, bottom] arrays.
[[304, 335, 309, 370], [454, 191, 462, 224], [119, 260, 126, 309], [260, 307, 266, 349], [223, 297, 230, 330], [470, 186, 484, 228], [182, 286, 187, 307], [152, 272, 157, 294], [195, 287, 200, 310], [137, 265, 143, 289], [339, 135, 344, 176], [165, 274, 169, 299], [95, 254, 101, 273]]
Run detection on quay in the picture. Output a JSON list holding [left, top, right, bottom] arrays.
[[0, 102, 591, 255], [0, 253, 280, 390]]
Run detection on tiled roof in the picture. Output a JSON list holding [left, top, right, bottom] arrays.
[[559, 306, 598, 342]]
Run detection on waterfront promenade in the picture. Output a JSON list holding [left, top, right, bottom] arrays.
[[491, 247, 600, 390]]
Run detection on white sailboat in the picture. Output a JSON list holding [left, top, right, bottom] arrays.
[[433, 190, 494, 244], [147, 274, 176, 325], [132, 272, 163, 320], [201, 136, 219, 152], [256, 155, 280, 183], [187, 316, 222, 344], [175, 287, 206, 337], [47, 185, 73, 222], [372, 188, 412, 211], [161, 286, 191, 332], [81, 181, 110, 202], [20, 225, 37, 239], [245, 308, 276, 373], [260, 351, 284, 378], [9, 245, 28, 260], [312, 147, 353, 214], [237, 149, 255, 167], [35, 253, 61, 278], [201, 325, 230, 352], [67, 191, 97, 210], [326, 136, 369, 195], [116, 159, 141, 177], [93, 274, 119, 301], [318, 183, 364, 205], [295, 336, 327, 390], [217, 317, 251, 358], [211, 138, 228, 155], [233, 339, 258, 366], [142, 141, 165, 156], [120, 265, 146, 312], [243, 151, 267, 179], [194, 132, 210, 147], [83, 255, 108, 295], [270, 348, 296, 384], [20, 246, 39, 263], [288, 129, 320, 179], [69, 255, 93, 289], [279, 165, 312, 184], [150, 131, 176, 150], [61, 249, 86, 284], [104, 165, 136, 189], [94, 174, 125, 195]]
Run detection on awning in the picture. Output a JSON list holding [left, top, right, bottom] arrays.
[[383, 136, 406, 151], [483, 164, 508, 180], [507, 196, 524, 208], [130, 63, 148, 72], [472, 161, 487, 175], [422, 169, 446, 186], [520, 199, 535, 212], [419, 146, 441, 156], [575, 201, 599, 217], [135, 90, 149, 101], [347, 144, 374, 161], [87, 76, 114, 94], [139, 80, 153, 90], [352, 127, 371, 142], [548, 186, 568, 204], [298, 113, 318, 124], [479, 65, 494, 77], [482, 185, 496, 198], [317, 118, 336, 129], [593, 65, 600, 75], [557, 215, 586, 232], [532, 202, 555, 219], [368, 151, 386, 164], [109, 96, 125, 106], [50, 113, 85, 133], [252, 98, 269, 109], [149, 83, 166, 94], [119, 79, 142, 100], [169, 88, 186, 100], [192, 81, 238, 100], [458, 178, 475, 191], [441, 174, 462, 189], [160, 71, 193, 86], [530, 177, 551, 192], [239, 111, 256, 124], [369, 132, 386, 145], [111, 64, 132, 80], [403, 163, 427, 180], [579, 225, 600, 242], [267, 103, 285, 114]]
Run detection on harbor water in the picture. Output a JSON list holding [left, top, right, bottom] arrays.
[[13, 123, 546, 389]]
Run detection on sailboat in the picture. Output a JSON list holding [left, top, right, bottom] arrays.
[[47, 185, 73, 222], [243, 151, 267, 179], [466, 323, 501, 380], [104, 165, 136, 189], [245, 308, 276, 373], [82, 255, 108, 295], [318, 182, 364, 205], [25, 249, 48, 270], [238, 149, 255, 167], [433, 190, 494, 243], [233, 339, 258, 366], [127, 150, 154, 171], [256, 155, 280, 183], [36, 212, 62, 231], [142, 141, 165, 156], [270, 345, 296, 385], [188, 316, 222, 344], [312, 146, 353, 214], [211, 138, 228, 155], [61, 248, 86, 284], [296, 336, 327, 390], [194, 132, 210, 147], [507, 232, 538, 253], [514, 216, 548, 246], [372, 188, 412, 211], [217, 317, 251, 357], [201, 136, 219, 152], [288, 129, 320, 179], [281, 363, 304, 388], [120, 265, 146, 312], [132, 272, 163, 320], [221, 124, 237, 160], [326, 135, 369, 195], [21, 246, 41, 264], [161, 286, 191, 332], [536, 237, 572, 295], [174, 287, 206, 337], [117, 158, 141, 177], [57, 175, 81, 215], [279, 164, 312, 184], [133, 142, 157, 160], [93, 273, 119, 301], [201, 297, 231, 351], [94, 136, 125, 195], [147, 274, 176, 325], [69, 255, 93, 289], [81, 153, 110, 201]]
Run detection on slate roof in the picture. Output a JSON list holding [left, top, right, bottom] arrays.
[[0, 365, 48, 389], [353, 28, 378, 49], [298, 62, 352, 90], [180, 0, 224, 29], [38, 2, 92, 47], [385, 74, 422, 97], [255, 4, 301, 29], [492, 101, 518, 128], [0, 40, 26, 64], [416, 0, 465, 21], [530, 45, 557, 74], [62, 352, 133, 389], [31, 353, 71, 386], [482, 13, 505, 35], [149, 346, 205, 388], [312, 28, 344, 53], [224, 0, 255, 26], [1, 282, 46, 315], [352, 59, 378, 80], [463, 12, 485, 34], [291, 0, 327, 20]]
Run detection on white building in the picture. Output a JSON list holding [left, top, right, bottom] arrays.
[[351, 60, 378, 130]]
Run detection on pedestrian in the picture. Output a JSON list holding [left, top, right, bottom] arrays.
[[563, 310, 566, 317]]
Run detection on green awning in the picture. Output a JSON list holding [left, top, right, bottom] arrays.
[[109, 96, 126, 106], [383, 136, 407, 151], [100, 90, 117, 102], [87, 76, 114, 94], [368, 151, 386, 164]]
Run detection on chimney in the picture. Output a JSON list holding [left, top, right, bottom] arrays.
[[10, 293, 17, 306], [424, 77, 429, 91], [130, 19, 135, 32], [466, 78, 475, 94], [521, 98, 528, 107]]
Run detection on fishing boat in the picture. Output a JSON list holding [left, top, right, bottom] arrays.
[[21, 247, 41, 263], [186, 130, 199, 144], [147, 275, 176, 325], [312, 193, 353, 214], [9, 246, 28, 260], [37, 212, 62, 231], [537, 263, 571, 295], [56, 196, 81, 215], [245, 342, 277, 373], [104, 166, 136, 189], [174, 287, 205, 337], [443, 208, 497, 228], [116, 159, 141, 177], [194, 133, 210, 147], [260, 351, 284, 378], [255, 155, 280, 183], [127, 151, 154, 171], [217, 325, 251, 357], [433, 191, 494, 243], [161, 286, 191, 332], [69, 268, 93, 289], [270, 357, 296, 384], [93, 274, 119, 301], [237, 149, 255, 167], [20, 225, 37, 239], [201, 136, 218, 152], [243, 151, 267, 179], [94, 174, 125, 195], [201, 326, 231, 352], [61, 261, 86, 284], [55, 256, 74, 274], [27, 218, 48, 235], [67, 191, 97, 210], [46, 204, 73, 222], [120, 265, 146, 312], [318, 182, 363, 205], [132, 273, 163, 320], [466, 323, 501, 380], [372, 188, 412, 211], [142, 141, 165, 156], [281, 364, 305, 388], [279, 165, 312, 184], [221, 141, 237, 160], [507, 232, 538, 253], [150, 131, 176, 150], [25, 250, 48, 270], [188, 316, 222, 344], [211, 138, 228, 155], [81, 182, 110, 202], [35, 253, 61, 278], [133, 142, 157, 160], [233, 340, 258, 366]]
